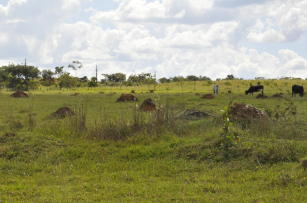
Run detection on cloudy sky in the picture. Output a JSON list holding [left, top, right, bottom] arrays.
[[0, 0, 307, 79]]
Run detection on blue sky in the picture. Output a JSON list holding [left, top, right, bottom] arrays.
[[0, 0, 307, 79]]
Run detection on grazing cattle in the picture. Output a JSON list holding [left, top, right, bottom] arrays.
[[292, 85, 304, 97], [245, 85, 264, 95]]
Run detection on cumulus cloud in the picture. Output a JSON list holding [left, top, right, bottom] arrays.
[[0, 0, 307, 79]]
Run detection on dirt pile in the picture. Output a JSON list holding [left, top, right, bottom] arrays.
[[180, 109, 211, 120], [3, 132, 16, 137], [51, 107, 75, 118], [116, 94, 138, 102], [256, 94, 268, 99], [10, 91, 28, 98], [272, 93, 284, 98], [229, 103, 268, 123], [201, 94, 214, 99], [140, 98, 156, 112]]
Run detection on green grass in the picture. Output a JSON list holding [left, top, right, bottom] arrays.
[[0, 80, 307, 202]]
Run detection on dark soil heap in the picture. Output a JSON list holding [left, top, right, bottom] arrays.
[[256, 94, 268, 99], [181, 109, 211, 120], [117, 94, 138, 102], [51, 107, 75, 118], [201, 94, 214, 99], [140, 98, 156, 112], [272, 93, 284, 98], [229, 103, 267, 123], [10, 91, 29, 98]]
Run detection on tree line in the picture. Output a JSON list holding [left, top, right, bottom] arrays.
[[0, 64, 242, 91]]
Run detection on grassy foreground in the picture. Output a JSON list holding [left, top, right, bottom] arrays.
[[0, 80, 307, 202]]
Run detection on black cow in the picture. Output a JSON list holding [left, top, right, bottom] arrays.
[[292, 85, 304, 97], [245, 85, 264, 95]]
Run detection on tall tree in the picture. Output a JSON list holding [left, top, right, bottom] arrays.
[[0, 64, 40, 90]]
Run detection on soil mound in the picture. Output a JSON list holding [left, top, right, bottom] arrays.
[[181, 109, 211, 120], [272, 93, 284, 98], [256, 94, 268, 99], [51, 107, 75, 118], [140, 98, 156, 112], [229, 103, 267, 123], [116, 94, 138, 102], [3, 132, 16, 137], [201, 94, 214, 99], [10, 91, 28, 98]]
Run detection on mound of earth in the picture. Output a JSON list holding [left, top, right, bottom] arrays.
[[116, 94, 138, 102], [180, 109, 211, 120], [229, 103, 268, 123], [3, 132, 16, 137], [272, 93, 284, 98], [201, 94, 214, 99], [140, 98, 156, 112], [10, 91, 28, 98], [51, 107, 75, 118], [256, 94, 268, 99]]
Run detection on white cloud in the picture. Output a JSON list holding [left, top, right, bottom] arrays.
[[0, 0, 307, 79]]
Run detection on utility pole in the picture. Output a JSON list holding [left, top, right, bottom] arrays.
[[95, 65, 98, 83], [24, 58, 27, 68]]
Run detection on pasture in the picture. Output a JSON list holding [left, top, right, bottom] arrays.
[[0, 79, 306, 202]]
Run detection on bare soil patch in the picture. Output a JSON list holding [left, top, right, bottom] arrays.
[[117, 94, 138, 102], [272, 93, 284, 98], [229, 103, 268, 123], [51, 107, 75, 118], [201, 94, 214, 99], [10, 91, 28, 98], [180, 109, 211, 120], [140, 98, 156, 112]]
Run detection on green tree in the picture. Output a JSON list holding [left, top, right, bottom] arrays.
[[186, 75, 199, 81], [159, 77, 171, 83], [41, 69, 55, 86], [79, 76, 89, 83], [171, 76, 185, 82], [88, 77, 98, 87], [127, 73, 156, 85], [225, 74, 235, 80], [58, 73, 79, 89], [55, 66, 64, 76], [103, 73, 126, 83], [0, 64, 40, 90]]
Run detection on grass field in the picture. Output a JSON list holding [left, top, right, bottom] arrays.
[[0, 80, 306, 202]]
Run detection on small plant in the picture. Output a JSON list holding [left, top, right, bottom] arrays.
[[219, 102, 241, 159], [27, 112, 36, 131]]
